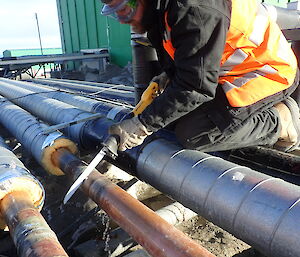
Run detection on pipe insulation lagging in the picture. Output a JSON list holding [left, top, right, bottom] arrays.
[[0, 79, 130, 147], [0, 79, 101, 145], [0, 79, 108, 113], [0, 78, 131, 118], [29, 78, 135, 92], [155, 202, 197, 226], [136, 139, 300, 257], [10, 82, 297, 257], [0, 96, 77, 175], [0, 141, 67, 255], [0, 137, 45, 229], [0, 79, 130, 138], [22, 78, 135, 104]]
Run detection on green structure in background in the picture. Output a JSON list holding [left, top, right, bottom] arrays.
[[3, 48, 62, 58], [56, 0, 131, 68], [56, 0, 294, 69], [2, 48, 63, 71]]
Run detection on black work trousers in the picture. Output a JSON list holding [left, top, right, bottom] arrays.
[[175, 70, 300, 152], [175, 103, 281, 153], [172, 67, 300, 153]]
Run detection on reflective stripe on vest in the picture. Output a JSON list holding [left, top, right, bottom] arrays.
[[162, 12, 175, 58], [162, 0, 297, 107]]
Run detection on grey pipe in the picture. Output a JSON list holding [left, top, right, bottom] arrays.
[[29, 78, 135, 92], [0, 79, 131, 146], [0, 78, 132, 115], [0, 95, 77, 175], [131, 32, 160, 104], [0, 79, 98, 145], [0, 136, 68, 257], [25, 78, 135, 104], [156, 202, 197, 226], [0, 96, 210, 257], [264, 4, 300, 30], [265, 4, 300, 41]]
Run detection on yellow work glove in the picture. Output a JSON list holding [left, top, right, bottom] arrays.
[[151, 72, 170, 96], [109, 116, 152, 151]]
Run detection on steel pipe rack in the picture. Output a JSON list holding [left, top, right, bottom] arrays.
[[0, 52, 109, 79], [0, 53, 109, 67]]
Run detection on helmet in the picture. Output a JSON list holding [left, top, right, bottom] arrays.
[[100, 0, 138, 23]]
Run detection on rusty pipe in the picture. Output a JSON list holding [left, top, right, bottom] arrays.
[[0, 191, 68, 257], [52, 148, 214, 257]]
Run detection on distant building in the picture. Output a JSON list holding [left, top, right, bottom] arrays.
[[2, 48, 62, 58], [2, 48, 63, 76]]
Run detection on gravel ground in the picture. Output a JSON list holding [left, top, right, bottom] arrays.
[[177, 217, 263, 257]]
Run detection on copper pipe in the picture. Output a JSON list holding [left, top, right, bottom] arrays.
[[53, 148, 215, 257], [0, 191, 68, 257]]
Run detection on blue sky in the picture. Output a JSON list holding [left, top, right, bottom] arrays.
[[0, 0, 61, 56]]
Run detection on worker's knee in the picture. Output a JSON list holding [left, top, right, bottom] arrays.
[[174, 109, 218, 150], [175, 122, 212, 150]]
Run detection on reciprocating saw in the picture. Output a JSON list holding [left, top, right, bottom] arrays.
[[63, 81, 159, 204]]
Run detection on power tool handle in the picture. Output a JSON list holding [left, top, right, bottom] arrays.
[[132, 81, 159, 116]]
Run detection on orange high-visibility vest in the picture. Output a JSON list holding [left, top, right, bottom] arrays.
[[162, 0, 298, 107]]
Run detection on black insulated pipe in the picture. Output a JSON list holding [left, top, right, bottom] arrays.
[[131, 32, 161, 104], [264, 4, 300, 42], [0, 78, 132, 117], [263, 4, 300, 30]]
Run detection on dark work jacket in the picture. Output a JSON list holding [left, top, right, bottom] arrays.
[[139, 0, 298, 134]]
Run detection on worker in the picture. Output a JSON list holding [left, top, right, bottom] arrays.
[[101, 0, 300, 153]]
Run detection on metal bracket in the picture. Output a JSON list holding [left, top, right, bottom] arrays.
[[42, 113, 104, 134]]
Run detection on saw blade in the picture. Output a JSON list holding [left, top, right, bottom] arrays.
[[63, 148, 106, 204]]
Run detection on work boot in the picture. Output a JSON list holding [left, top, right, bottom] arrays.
[[274, 97, 300, 152]]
